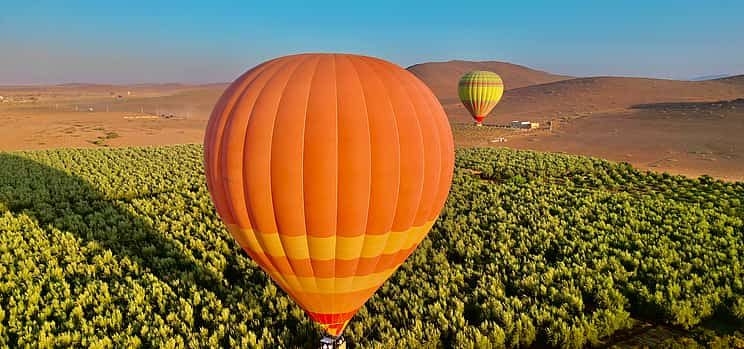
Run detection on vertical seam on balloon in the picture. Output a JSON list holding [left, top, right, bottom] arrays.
[[493, 84, 499, 115], [242, 57, 300, 291], [214, 64, 272, 228], [441, 90, 455, 213], [489, 88, 494, 116], [235, 60, 293, 287], [387, 59, 426, 203], [480, 72, 487, 117], [343, 56, 373, 302], [461, 74, 469, 117], [299, 56, 322, 301], [422, 79, 450, 220], [492, 75, 502, 118], [267, 55, 317, 296], [369, 59, 426, 268], [469, 75, 476, 118], [475, 73, 488, 116], [205, 61, 263, 173], [355, 56, 400, 290], [411, 77, 443, 221], [465, 73, 473, 117], [330, 54, 339, 328], [486, 77, 495, 118], [205, 77, 244, 224], [477, 74, 482, 118], [459, 76, 473, 121], [228, 62, 281, 213], [470, 74, 479, 119], [203, 84, 225, 198], [404, 73, 443, 224], [482, 81, 487, 115], [206, 60, 270, 193], [220, 66, 273, 229], [472, 72, 479, 117]]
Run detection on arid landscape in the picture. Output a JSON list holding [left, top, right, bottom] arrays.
[[3, 2, 744, 347], [0, 83, 221, 149], [2, 61, 743, 181]]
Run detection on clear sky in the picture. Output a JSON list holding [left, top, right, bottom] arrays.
[[1, 0, 743, 84]]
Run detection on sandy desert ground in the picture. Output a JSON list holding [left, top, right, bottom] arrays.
[[506, 101, 744, 181], [0, 84, 221, 149], [1, 62, 743, 181]]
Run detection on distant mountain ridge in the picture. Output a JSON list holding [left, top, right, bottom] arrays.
[[405, 61, 744, 125], [494, 76, 744, 120], [406, 60, 572, 102], [689, 74, 732, 81], [715, 74, 744, 84]]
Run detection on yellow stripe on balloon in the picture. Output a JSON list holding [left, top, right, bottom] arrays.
[[287, 284, 382, 314], [267, 266, 398, 295], [226, 220, 434, 260]]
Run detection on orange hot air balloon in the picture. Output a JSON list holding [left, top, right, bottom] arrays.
[[203, 53, 454, 343]]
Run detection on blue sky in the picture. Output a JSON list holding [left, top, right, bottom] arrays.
[[1, 0, 743, 84]]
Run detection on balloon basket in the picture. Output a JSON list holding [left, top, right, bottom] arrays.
[[475, 122, 483, 127], [320, 335, 346, 349]]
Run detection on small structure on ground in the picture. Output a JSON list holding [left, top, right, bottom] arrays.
[[124, 115, 159, 119], [511, 121, 540, 129]]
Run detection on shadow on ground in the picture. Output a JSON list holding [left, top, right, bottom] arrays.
[[0, 153, 320, 347]]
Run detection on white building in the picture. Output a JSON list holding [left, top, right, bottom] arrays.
[[510, 121, 540, 129]]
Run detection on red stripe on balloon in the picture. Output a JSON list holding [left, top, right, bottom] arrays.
[[458, 82, 503, 86], [307, 309, 358, 322]]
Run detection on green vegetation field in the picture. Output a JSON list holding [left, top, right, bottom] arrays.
[[1, 145, 742, 348]]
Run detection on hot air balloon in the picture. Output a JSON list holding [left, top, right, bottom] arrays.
[[458, 71, 504, 126], [203, 53, 454, 347]]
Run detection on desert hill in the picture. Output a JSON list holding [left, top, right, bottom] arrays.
[[418, 64, 744, 181], [716, 74, 744, 85], [443, 76, 744, 124], [406, 60, 572, 102], [491, 77, 744, 181]]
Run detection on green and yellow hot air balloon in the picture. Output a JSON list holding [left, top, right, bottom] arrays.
[[458, 71, 504, 126]]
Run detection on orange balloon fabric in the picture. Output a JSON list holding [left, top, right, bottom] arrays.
[[203, 53, 454, 336]]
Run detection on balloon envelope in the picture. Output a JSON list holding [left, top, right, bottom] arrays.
[[458, 71, 504, 124], [203, 53, 454, 336]]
